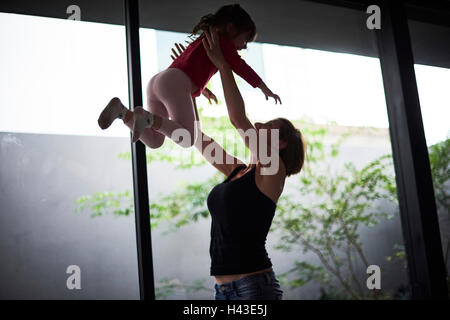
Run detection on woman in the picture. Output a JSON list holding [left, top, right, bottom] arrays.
[[100, 26, 306, 300], [192, 27, 306, 300]]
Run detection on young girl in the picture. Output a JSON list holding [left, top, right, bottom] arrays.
[[98, 4, 281, 149]]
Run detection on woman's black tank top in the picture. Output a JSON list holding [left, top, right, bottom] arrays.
[[207, 164, 277, 275]]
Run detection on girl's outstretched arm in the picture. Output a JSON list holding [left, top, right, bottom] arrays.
[[219, 34, 281, 105]]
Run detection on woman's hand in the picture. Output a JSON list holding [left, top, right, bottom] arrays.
[[170, 41, 218, 105], [202, 26, 229, 70]]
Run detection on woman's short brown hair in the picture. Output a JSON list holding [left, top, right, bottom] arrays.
[[277, 118, 306, 177]]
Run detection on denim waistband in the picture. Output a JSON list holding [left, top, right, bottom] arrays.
[[214, 270, 276, 292]]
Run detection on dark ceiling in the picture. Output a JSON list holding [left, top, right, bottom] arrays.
[[1, 0, 449, 68]]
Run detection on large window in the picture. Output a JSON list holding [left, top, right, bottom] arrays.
[[0, 12, 139, 299], [410, 22, 450, 293], [4, 3, 446, 300], [134, 13, 410, 299]]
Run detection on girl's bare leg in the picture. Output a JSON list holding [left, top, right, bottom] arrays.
[[132, 68, 199, 148]]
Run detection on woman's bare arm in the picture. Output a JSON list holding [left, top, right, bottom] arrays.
[[191, 98, 245, 176], [170, 40, 244, 176], [202, 27, 258, 158], [195, 130, 245, 177]]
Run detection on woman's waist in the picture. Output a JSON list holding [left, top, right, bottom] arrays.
[[210, 242, 272, 278], [213, 267, 274, 285]]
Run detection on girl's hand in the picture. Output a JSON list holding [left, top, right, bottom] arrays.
[[170, 42, 186, 61], [262, 89, 282, 105], [202, 87, 218, 105], [259, 82, 282, 105], [170, 41, 218, 105], [202, 26, 229, 70]]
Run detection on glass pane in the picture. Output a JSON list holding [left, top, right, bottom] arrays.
[[409, 21, 450, 295], [262, 46, 409, 300], [0, 12, 139, 299], [137, 2, 410, 300]]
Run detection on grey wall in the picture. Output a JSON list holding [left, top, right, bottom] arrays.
[[0, 133, 140, 299], [0, 131, 409, 299]]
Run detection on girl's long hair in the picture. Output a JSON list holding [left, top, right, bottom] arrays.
[[189, 4, 257, 43]]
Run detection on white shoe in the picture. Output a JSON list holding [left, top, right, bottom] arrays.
[[98, 97, 127, 130], [132, 107, 154, 143]]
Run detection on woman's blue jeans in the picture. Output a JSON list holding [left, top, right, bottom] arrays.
[[214, 271, 283, 300]]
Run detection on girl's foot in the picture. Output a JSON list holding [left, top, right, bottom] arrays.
[[132, 107, 154, 143], [98, 97, 127, 130]]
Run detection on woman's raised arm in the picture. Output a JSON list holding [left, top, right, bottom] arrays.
[[202, 27, 258, 155], [192, 98, 245, 176], [168, 40, 245, 176]]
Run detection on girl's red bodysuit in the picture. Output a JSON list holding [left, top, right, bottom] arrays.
[[169, 34, 263, 97]]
